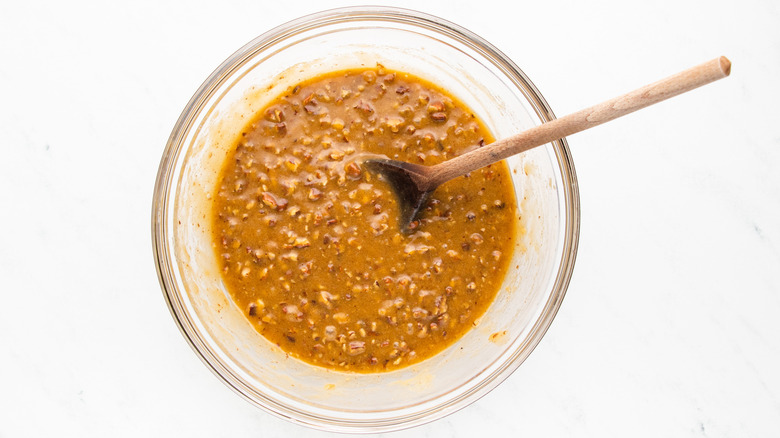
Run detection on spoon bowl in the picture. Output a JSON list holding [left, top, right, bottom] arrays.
[[364, 158, 433, 232]]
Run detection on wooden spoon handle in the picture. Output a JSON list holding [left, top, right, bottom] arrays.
[[425, 56, 731, 189]]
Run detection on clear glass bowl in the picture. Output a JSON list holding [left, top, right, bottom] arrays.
[[152, 6, 579, 433]]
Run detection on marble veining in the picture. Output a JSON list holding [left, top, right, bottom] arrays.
[[0, 0, 778, 436]]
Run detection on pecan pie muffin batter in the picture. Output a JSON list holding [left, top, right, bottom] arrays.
[[212, 66, 517, 371]]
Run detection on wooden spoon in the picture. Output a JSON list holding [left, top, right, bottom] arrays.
[[365, 56, 731, 232]]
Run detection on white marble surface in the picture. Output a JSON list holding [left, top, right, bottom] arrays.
[[1, 0, 778, 436]]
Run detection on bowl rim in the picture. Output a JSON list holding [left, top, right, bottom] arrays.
[[152, 5, 580, 433]]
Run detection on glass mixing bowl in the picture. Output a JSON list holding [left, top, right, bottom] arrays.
[[152, 6, 579, 433]]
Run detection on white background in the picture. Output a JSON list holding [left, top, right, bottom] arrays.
[[1, 0, 778, 436]]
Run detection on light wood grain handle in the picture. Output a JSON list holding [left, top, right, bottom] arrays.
[[425, 56, 731, 189]]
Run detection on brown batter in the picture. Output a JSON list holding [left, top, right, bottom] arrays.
[[211, 66, 516, 371]]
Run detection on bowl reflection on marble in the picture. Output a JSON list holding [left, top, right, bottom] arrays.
[[152, 6, 579, 433]]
